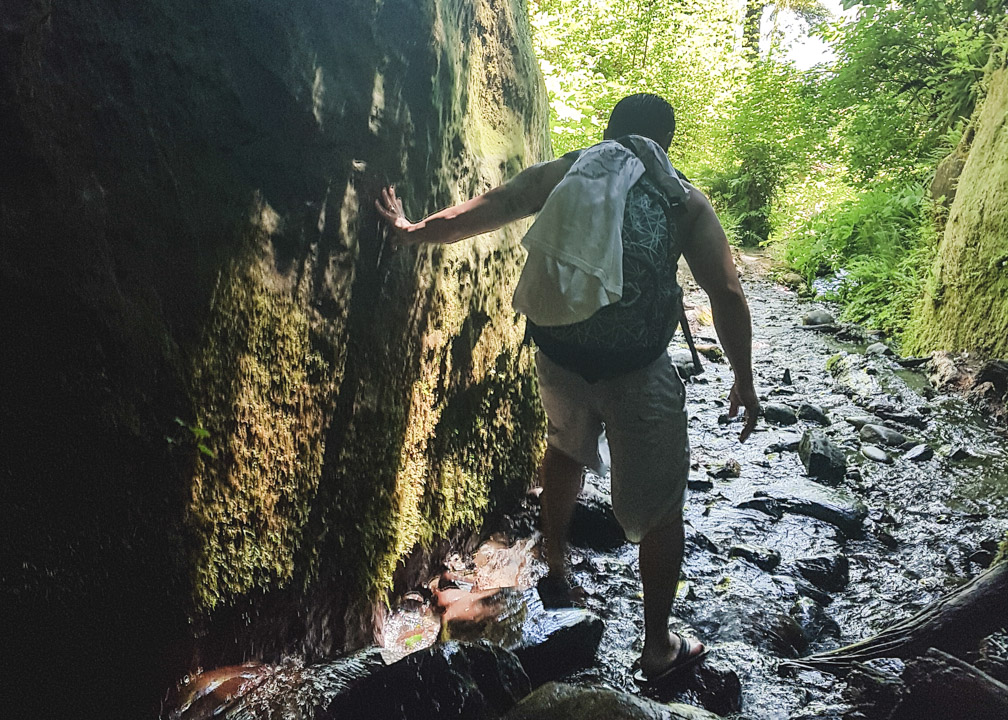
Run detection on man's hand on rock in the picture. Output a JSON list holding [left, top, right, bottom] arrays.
[[374, 186, 416, 248]]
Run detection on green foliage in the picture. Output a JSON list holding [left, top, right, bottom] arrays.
[[530, 0, 743, 169], [819, 0, 1001, 183], [780, 183, 939, 341], [705, 59, 828, 245]]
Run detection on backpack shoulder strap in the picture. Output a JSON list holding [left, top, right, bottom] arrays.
[[615, 136, 703, 376]]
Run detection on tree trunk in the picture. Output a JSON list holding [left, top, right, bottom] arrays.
[[783, 560, 1008, 674]]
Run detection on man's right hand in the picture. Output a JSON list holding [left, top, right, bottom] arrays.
[[728, 381, 760, 443]]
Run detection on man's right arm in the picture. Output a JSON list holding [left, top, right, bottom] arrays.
[[679, 187, 760, 441], [375, 155, 574, 246]]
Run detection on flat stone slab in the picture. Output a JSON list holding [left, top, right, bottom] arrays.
[[859, 423, 907, 447], [752, 483, 868, 537], [503, 681, 724, 720]]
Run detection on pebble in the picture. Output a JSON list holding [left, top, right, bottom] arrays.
[[803, 309, 835, 326], [708, 458, 742, 479], [859, 423, 907, 447], [904, 444, 934, 462], [860, 445, 892, 463], [765, 432, 802, 454], [865, 342, 895, 357]]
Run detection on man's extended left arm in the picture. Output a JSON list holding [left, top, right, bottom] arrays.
[[680, 187, 760, 442]]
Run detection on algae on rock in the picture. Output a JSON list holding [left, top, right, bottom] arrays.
[[908, 58, 1008, 357]]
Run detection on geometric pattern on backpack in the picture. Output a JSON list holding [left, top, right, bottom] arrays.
[[529, 173, 685, 353]]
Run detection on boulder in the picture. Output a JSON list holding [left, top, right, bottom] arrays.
[[798, 429, 847, 483], [866, 342, 895, 357], [502, 682, 723, 720], [758, 485, 868, 537], [796, 554, 850, 593], [570, 482, 626, 550], [859, 424, 908, 447], [798, 403, 831, 425], [511, 598, 605, 687], [904, 444, 934, 462], [320, 641, 530, 720]]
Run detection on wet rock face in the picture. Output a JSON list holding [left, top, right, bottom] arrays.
[[908, 65, 1008, 357], [502, 682, 724, 720], [319, 641, 531, 720], [1, 0, 549, 713]]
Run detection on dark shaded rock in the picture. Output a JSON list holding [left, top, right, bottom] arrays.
[[764, 402, 798, 426], [861, 444, 892, 463], [765, 432, 802, 454], [798, 429, 847, 483], [707, 458, 742, 479], [737, 496, 784, 520], [760, 485, 867, 537], [967, 548, 996, 569], [782, 368, 793, 385], [870, 403, 929, 429], [896, 356, 931, 369], [798, 403, 831, 425], [866, 342, 895, 357], [319, 641, 530, 720], [688, 476, 715, 491], [976, 359, 1008, 395], [671, 349, 703, 378], [767, 613, 812, 657], [796, 554, 850, 592], [790, 596, 841, 644], [859, 423, 908, 447], [943, 445, 974, 461], [844, 415, 875, 430], [687, 654, 743, 715], [729, 543, 782, 571], [686, 527, 722, 555], [512, 598, 605, 687], [569, 483, 626, 550], [904, 444, 934, 462], [502, 681, 723, 719], [803, 310, 835, 326], [792, 577, 835, 606]]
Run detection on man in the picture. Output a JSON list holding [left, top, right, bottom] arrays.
[[375, 94, 759, 682]]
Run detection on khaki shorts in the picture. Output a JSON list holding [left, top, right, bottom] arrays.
[[536, 350, 690, 543]]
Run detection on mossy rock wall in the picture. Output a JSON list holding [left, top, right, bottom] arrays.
[[0, 0, 549, 715], [907, 65, 1008, 358]]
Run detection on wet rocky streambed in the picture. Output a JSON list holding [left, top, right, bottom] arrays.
[[170, 262, 1008, 719]]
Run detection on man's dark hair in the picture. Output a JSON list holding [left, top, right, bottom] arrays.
[[603, 93, 676, 150]]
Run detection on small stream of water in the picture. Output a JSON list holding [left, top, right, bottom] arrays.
[[172, 261, 1008, 719]]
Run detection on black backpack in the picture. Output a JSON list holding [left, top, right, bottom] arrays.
[[528, 142, 701, 382]]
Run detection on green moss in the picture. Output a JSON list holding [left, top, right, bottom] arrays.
[[906, 68, 1008, 358], [825, 353, 845, 374], [186, 238, 334, 611]]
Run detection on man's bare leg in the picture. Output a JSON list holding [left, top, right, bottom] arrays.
[[539, 446, 583, 579], [638, 517, 703, 675]]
